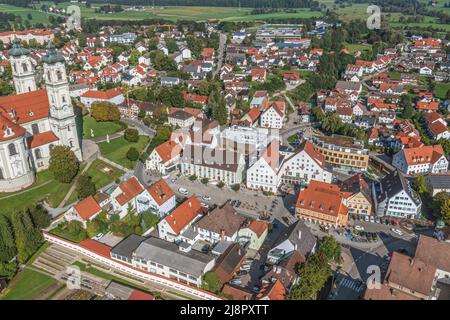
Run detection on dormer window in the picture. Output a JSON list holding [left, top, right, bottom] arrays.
[[4, 127, 13, 137]]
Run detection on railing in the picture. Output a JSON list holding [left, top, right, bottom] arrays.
[[42, 232, 221, 300]]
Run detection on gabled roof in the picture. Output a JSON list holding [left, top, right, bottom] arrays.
[[73, 196, 102, 221], [0, 114, 26, 142], [400, 145, 445, 166], [0, 89, 49, 124], [27, 131, 59, 148], [146, 179, 175, 206], [271, 220, 316, 259], [195, 203, 247, 237], [163, 196, 203, 235], [154, 140, 182, 162], [81, 88, 122, 100], [115, 177, 144, 206]]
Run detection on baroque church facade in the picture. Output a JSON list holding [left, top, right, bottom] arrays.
[[0, 39, 82, 192]]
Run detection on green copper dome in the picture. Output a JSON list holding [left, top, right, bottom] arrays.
[[9, 37, 31, 57], [41, 41, 65, 64]]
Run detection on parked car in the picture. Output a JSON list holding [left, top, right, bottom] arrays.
[[391, 228, 403, 236], [230, 278, 242, 285], [171, 177, 177, 183], [202, 195, 211, 201], [282, 216, 290, 225], [237, 270, 248, 276], [370, 216, 375, 223], [251, 286, 260, 293], [364, 215, 370, 222], [92, 233, 104, 240], [178, 187, 188, 195], [240, 264, 251, 271], [355, 225, 365, 231]]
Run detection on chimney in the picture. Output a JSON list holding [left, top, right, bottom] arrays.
[[220, 229, 225, 241], [189, 201, 192, 208], [298, 230, 302, 240]]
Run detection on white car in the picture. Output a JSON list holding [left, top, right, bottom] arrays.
[[391, 228, 403, 236], [364, 215, 370, 222], [93, 233, 104, 240], [202, 195, 211, 201], [230, 278, 242, 285], [355, 225, 365, 231], [200, 202, 209, 209], [162, 174, 170, 180], [370, 216, 375, 223], [178, 187, 188, 195], [240, 264, 251, 271]]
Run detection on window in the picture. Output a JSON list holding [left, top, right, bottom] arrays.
[[8, 143, 17, 156], [22, 63, 28, 72], [49, 144, 55, 152], [13, 63, 17, 73], [0, 168, 3, 180], [31, 123, 39, 135], [56, 70, 63, 81], [35, 148, 42, 160], [47, 71, 51, 82]]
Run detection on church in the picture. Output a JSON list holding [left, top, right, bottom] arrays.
[[0, 38, 82, 192]]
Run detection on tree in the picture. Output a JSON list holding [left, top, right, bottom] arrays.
[[76, 174, 97, 200], [318, 236, 341, 263], [0, 215, 17, 263], [91, 101, 121, 122], [289, 253, 332, 300], [209, 90, 228, 125], [217, 181, 225, 188], [440, 199, 450, 224], [202, 271, 222, 293], [126, 147, 139, 161], [124, 128, 139, 142], [414, 176, 428, 195], [11, 211, 43, 263], [446, 88, 450, 101], [156, 125, 172, 141], [231, 184, 240, 192], [128, 49, 141, 66], [49, 146, 80, 184], [400, 95, 414, 119], [28, 204, 50, 229], [189, 175, 197, 181], [201, 177, 209, 184]]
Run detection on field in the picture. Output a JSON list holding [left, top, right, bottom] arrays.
[[0, 269, 56, 300], [82, 116, 125, 139], [0, 4, 55, 24], [343, 42, 373, 55], [0, 170, 73, 217], [435, 82, 450, 101], [98, 135, 150, 169], [47, 2, 323, 22]]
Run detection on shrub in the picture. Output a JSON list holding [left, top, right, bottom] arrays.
[[126, 147, 139, 161], [124, 128, 139, 142]]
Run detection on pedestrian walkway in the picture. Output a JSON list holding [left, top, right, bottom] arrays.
[[339, 277, 365, 293]]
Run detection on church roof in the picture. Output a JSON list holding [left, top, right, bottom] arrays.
[[41, 42, 65, 64], [9, 38, 30, 57], [0, 115, 26, 142], [0, 89, 49, 124]]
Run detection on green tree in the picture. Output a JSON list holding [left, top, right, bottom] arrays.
[[201, 177, 209, 184], [49, 146, 80, 184], [289, 253, 332, 300], [11, 211, 43, 263], [318, 236, 341, 262], [231, 184, 240, 192], [440, 199, 450, 224], [414, 176, 428, 195], [202, 271, 222, 293], [124, 128, 139, 142], [0, 215, 17, 263], [128, 49, 141, 66], [126, 147, 139, 161], [0, 261, 18, 280], [76, 174, 97, 200], [28, 204, 50, 229], [91, 101, 121, 122], [400, 95, 414, 119]]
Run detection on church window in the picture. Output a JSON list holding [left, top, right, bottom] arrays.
[[13, 63, 17, 73], [69, 141, 74, 148], [62, 95, 66, 103], [47, 71, 51, 82], [56, 70, 63, 81], [31, 123, 39, 135], [22, 63, 28, 72], [67, 125, 71, 131], [35, 148, 42, 160], [8, 143, 18, 156], [0, 168, 3, 180]]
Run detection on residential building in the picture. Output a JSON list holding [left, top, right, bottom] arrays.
[[110, 176, 145, 218], [426, 174, 450, 196], [392, 145, 448, 175], [180, 145, 246, 185], [267, 220, 316, 264], [80, 88, 124, 108], [237, 220, 268, 251], [311, 135, 369, 171], [339, 174, 373, 216], [296, 180, 349, 228], [146, 140, 183, 175], [136, 179, 176, 217], [168, 110, 195, 128], [212, 243, 247, 286], [372, 170, 422, 219], [64, 196, 102, 228]]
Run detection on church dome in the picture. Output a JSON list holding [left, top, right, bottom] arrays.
[[9, 38, 31, 57], [41, 41, 65, 64]]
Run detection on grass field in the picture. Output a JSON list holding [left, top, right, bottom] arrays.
[[0, 4, 55, 24], [0, 269, 56, 300], [98, 135, 150, 169], [343, 42, 372, 54], [0, 170, 72, 217], [435, 82, 450, 100], [66, 159, 124, 204], [82, 116, 125, 139]]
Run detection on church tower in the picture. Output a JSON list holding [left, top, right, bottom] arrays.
[[42, 42, 83, 161], [9, 38, 37, 94]]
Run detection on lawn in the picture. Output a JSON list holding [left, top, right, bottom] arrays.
[[98, 136, 150, 169], [388, 71, 401, 81], [82, 116, 125, 139], [0, 4, 55, 25], [435, 82, 450, 100], [66, 159, 124, 204], [343, 42, 373, 55], [0, 170, 73, 217], [0, 269, 56, 300]]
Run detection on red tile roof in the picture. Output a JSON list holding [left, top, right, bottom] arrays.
[[416, 101, 439, 111], [248, 220, 267, 238], [81, 88, 122, 100], [73, 196, 102, 221], [146, 179, 175, 206], [163, 195, 203, 235], [27, 131, 59, 149], [0, 89, 49, 124], [0, 115, 26, 142], [155, 140, 182, 163], [128, 290, 155, 300], [115, 177, 144, 206], [79, 239, 111, 258], [402, 145, 445, 166], [257, 279, 286, 300]]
